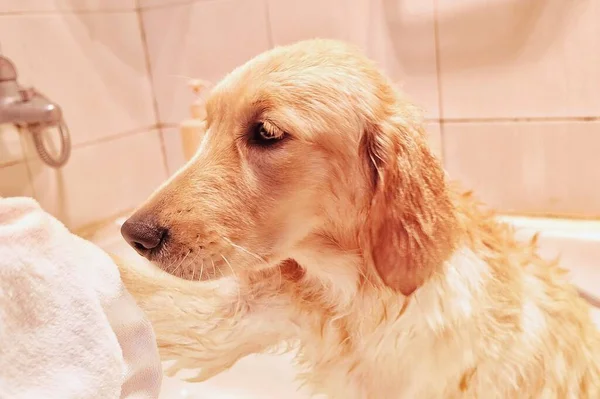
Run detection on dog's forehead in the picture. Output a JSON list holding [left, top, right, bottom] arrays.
[[208, 46, 365, 106]]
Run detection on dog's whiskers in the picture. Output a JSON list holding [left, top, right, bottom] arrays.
[[171, 236, 203, 278], [186, 246, 205, 280], [221, 237, 267, 264], [191, 259, 197, 281], [172, 249, 191, 275], [220, 254, 242, 318], [156, 241, 177, 272]]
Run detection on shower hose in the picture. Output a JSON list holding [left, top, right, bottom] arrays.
[[30, 121, 71, 168]]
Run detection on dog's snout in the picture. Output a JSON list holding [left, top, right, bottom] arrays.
[[121, 218, 167, 258]]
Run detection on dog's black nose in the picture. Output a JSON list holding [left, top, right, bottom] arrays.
[[121, 218, 166, 258]]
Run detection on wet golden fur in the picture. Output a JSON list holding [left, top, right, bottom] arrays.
[[118, 40, 600, 398]]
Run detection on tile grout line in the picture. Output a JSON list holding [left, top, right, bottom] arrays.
[[0, 8, 136, 16], [440, 116, 600, 123], [0, 158, 27, 168], [139, 0, 196, 11], [10, 125, 159, 166], [0, 0, 224, 14], [432, 0, 446, 163], [263, 0, 275, 48], [71, 126, 160, 149], [3, 124, 175, 169], [135, 4, 169, 179], [139, 0, 222, 12]]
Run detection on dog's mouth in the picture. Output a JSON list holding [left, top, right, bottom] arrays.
[[149, 243, 236, 282], [153, 255, 229, 281]]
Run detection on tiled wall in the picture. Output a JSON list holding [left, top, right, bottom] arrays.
[[0, 1, 167, 230], [437, 0, 600, 217], [1, 0, 598, 230]]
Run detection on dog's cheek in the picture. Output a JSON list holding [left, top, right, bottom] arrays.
[[250, 156, 294, 193]]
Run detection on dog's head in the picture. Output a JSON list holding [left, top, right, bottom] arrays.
[[122, 40, 457, 295]]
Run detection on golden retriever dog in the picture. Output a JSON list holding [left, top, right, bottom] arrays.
[[118, 39, 600, 398]]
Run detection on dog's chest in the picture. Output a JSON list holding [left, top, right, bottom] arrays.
[[292, 248, 495, 398], [296, 309, 474, 398]]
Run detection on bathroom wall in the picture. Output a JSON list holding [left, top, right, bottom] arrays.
[[0, 1, 167, 230], [1, 0, 598, 230]]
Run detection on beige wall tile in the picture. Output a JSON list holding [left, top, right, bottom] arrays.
[[28, 130, 167, 229], [0, 12, 155, 146], [142, 0, 271, 124], [267, 0, 370, 48], [443, 121, 600, 217], [161, 127, 187, 176], [0, 0, 135, 13], [437, 0, 600, 118], [0, 124, 24, 166], [367, 0, 439, 118], [0, 162, 33, 197]]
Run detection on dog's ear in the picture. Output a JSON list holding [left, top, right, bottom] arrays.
[[360, 109, 458, 295]]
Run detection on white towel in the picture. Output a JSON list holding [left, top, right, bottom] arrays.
[[0, 197, 162, 399]]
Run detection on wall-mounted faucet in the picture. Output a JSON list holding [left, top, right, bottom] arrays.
[[0, 55, 71, 168]]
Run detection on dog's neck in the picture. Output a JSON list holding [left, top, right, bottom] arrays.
[[288, 196, 463, 313], [287, 229, 366, 310], [285, 234, 486, 343]]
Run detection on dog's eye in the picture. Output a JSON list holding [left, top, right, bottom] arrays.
[[250, 122, 285, 146]]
